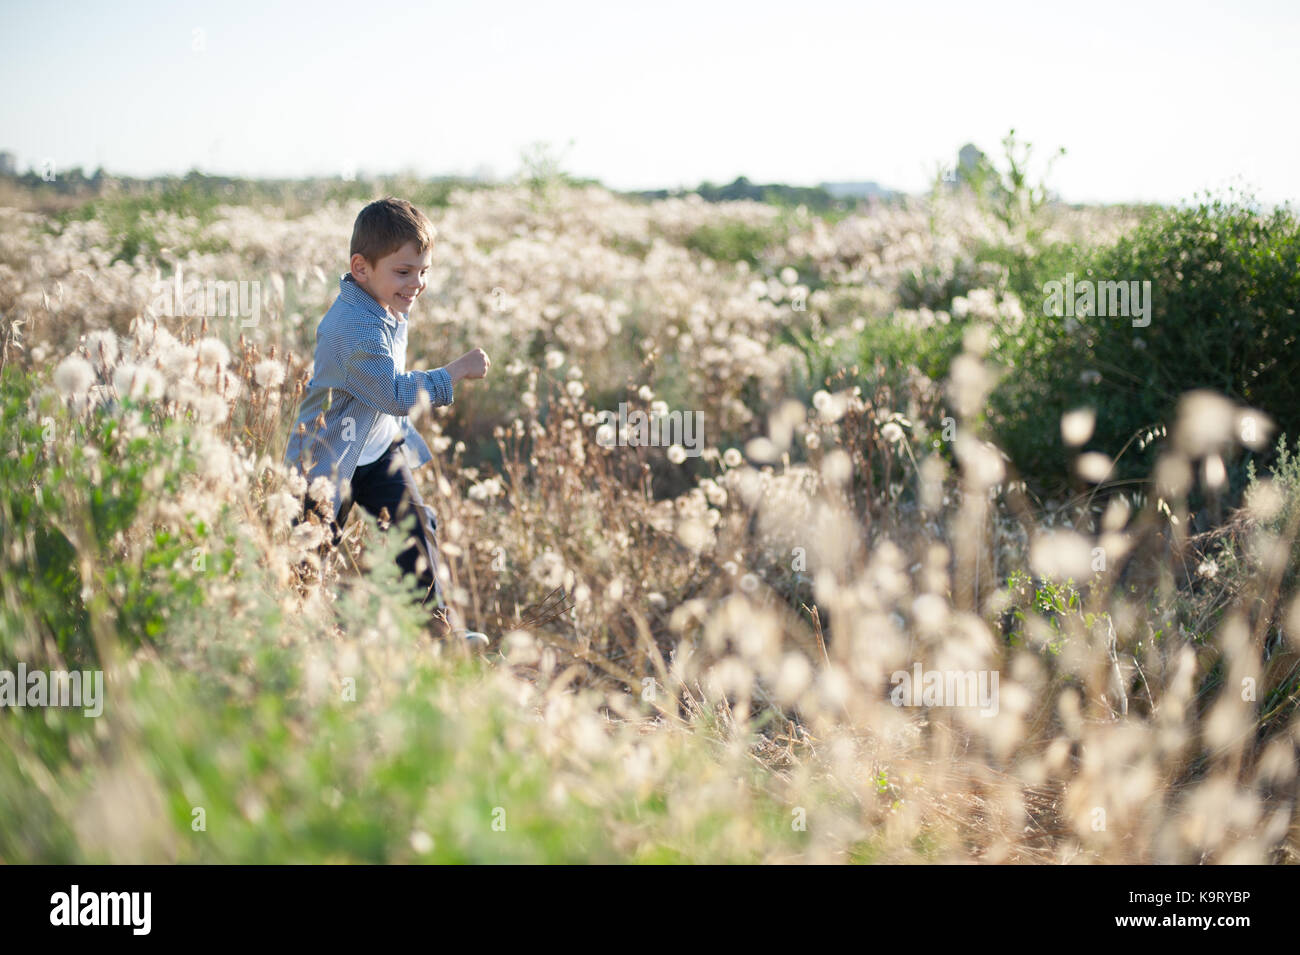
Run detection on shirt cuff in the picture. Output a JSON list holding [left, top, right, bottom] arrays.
[[428, 367, 454, 407]]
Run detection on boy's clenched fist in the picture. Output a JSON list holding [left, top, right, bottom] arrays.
[[447, 348, 491, 383]]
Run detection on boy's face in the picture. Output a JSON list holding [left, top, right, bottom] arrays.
[[350, 241, 432, 318]]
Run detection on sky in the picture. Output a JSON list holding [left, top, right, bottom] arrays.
[[1, 0, 1297, 206]]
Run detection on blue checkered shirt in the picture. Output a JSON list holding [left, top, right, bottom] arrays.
[[284, 273, 454, 520]]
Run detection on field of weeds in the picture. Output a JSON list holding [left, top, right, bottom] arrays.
[[1, 169, 1297, 863]]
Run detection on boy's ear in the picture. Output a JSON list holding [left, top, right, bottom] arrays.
[[349, 252, 373, 282]]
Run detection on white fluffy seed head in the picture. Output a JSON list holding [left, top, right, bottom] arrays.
[[113, 362, 166, 400], [1060, 408, 1096, 447], [197, 337, 231, 368], [1076, 452, 1113, 483], [1030, 531, 1093, 581], [53, 355, 95, 397], [253, 359, 286, 389], [1174, 391, 1235, 457], [83, 330, 119, 369]]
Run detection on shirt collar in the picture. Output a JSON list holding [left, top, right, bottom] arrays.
[[339, 273, 398, 328]]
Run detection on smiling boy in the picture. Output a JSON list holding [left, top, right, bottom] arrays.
[[284, 197, 490, 640]]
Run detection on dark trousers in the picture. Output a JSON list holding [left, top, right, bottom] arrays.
[[302, 438, 445, 611]]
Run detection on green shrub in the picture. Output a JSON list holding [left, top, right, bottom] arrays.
[[992, 195, 1300, 492], [896, 256, 988, 313], [685, 221, 778, 266], [0, 368, 226, 666], [1242, 433, 1300, 587]]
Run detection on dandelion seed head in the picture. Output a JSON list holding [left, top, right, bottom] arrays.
[[1203, 453, 1227, 490], [308, 476, 336, 506], [254, 359, 286, 389], [947, 353, 993, 418], [820, 449, 852, 485], [955, 433, 1005, 488], [291, 521, 326, 550], [267, 491, 301, 531], [911, 593, 949, 635], [1101, 497, 1131, 531], [774, 652, 812, 705], [195, 392, 229, 424], [1029, 530, 1092, 581], [112, 361, 165, 400], [1060, 408, 1096, 447], [54, 355, 95, 397], [468, 477, 503, 500], [84, 329, 119, 369], [1174, 390, 1235, 457], [197, 337, 231, 368], [962, 322, 992, 356], [285, 469, 309, 498], [530, 551, 565, 589], [815, 664, 850, 710], [159, 340, 197, 378], [409, 831, 434, 854], [1245, 478, 1283, 522], [745, 437, 777, 463], [1076, 452, 1113, 483], [1154, 455, 1192, 500]]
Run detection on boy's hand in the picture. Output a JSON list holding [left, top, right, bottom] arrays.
[[445, 348, 491, 384]]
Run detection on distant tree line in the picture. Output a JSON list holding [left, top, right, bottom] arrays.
[[629, 175, 869, 212]]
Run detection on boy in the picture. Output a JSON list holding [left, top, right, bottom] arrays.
[[284, 197, 490, 643]]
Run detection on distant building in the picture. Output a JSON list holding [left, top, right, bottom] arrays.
[[956, 144, 988, 184], [0, 151, 16, 176]]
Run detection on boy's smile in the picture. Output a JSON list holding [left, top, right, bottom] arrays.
[[350, 240, 432, 318]]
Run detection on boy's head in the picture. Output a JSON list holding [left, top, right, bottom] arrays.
[[348, 197, 436, 317]]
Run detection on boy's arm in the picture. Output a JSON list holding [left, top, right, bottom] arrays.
[[343, 338, 454, 415]]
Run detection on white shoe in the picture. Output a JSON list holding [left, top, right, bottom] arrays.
[[451, 628, 490, 652]]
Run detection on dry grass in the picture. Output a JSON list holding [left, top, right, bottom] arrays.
[[0, 183, 1295, 863]]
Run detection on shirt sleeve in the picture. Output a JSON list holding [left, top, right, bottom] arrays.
[[342, 336, 454, 415]]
